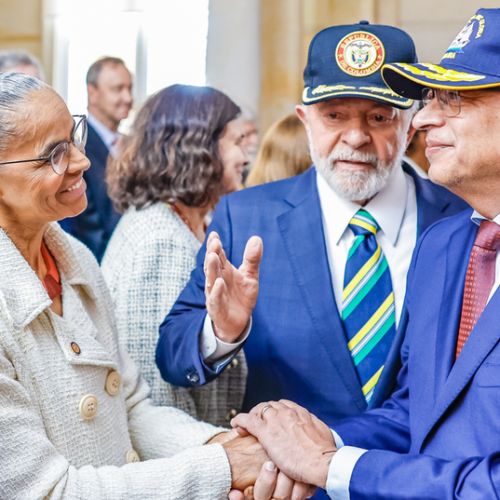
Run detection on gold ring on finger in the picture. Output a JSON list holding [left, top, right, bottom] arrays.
[[260, 404, 273, 420]]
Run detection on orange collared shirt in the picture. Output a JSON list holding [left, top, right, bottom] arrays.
[[41, 241, 62, 300]]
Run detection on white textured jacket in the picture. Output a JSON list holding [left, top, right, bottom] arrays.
[[102, 203, 247, 427], [0, 223, 231, 500]]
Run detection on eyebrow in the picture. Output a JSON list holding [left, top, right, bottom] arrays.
[[38, 122, 74, 157], [39, 141, 61, 158]]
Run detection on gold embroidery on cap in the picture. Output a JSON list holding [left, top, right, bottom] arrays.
[[396, 63, 486, 82], [302, 87, 413, 106], [359, 87, 402, 98], [311, 84, 356, 95]]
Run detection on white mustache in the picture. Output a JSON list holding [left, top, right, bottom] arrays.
[[327, 148, 380, 169]]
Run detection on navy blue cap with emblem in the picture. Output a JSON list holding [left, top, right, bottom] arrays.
[[302, 20, 417, 108], [382, 8, 500, 99]]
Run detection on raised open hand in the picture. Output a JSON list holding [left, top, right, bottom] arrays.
[[204, 231, 263, 343]]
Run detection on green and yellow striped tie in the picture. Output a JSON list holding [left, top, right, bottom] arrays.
[[342, 209, 396, 404]]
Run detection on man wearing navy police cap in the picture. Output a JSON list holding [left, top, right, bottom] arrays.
[[157, 20, 466, 477], [231, 8, 500, 500]]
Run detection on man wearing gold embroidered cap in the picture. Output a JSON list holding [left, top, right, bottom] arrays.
[[382, 10, 498, 99], [159, 20, 467, 500], [228, 8, 500, 500]]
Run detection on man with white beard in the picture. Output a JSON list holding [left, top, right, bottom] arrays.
[[156, 24, 467, 498]]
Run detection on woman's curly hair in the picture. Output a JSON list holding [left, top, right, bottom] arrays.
[[107, 84, 240, 213]]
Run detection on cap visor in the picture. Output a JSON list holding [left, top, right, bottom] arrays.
[[382, 62, 500, 100], [302, 84, 413, 109]]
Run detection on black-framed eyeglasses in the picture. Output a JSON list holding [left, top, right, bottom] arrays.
[[0, 115, 87, 175], [421, 87, 461, 117]]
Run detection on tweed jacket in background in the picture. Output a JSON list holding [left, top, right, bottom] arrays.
[[102, 203, 247, 427], [0, 223, 231, 500]]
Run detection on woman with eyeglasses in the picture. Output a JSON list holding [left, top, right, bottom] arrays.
[[102, 84, 248, 427], [0, 72, 312, 500]]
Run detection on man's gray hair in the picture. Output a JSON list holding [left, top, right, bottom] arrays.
[[0, 72, 47, 155], [0, 49, 45, 82], [86, 56, 126, 87]]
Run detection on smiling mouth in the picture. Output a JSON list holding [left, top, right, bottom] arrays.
[[426, 144, 451, 156], [65, 178, 83, 192]]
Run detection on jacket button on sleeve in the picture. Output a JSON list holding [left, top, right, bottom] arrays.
[[105, 370, 121, 396], [187, 371, 199, 383], [126, 450, 140, 463], [225, 409, 238, 422], [79, 394, 99, 420]]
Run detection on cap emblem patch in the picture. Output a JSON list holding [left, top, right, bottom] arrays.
[[442, 14, 485, 60], [336, 31, 385, 77]]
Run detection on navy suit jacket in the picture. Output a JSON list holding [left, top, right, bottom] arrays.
[[332, 208, 500, 499], [157, 166, 468, 424], [62, 123, 120, 262]]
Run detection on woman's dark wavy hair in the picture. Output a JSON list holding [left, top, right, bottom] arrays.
[[107, 84, 240, 212]]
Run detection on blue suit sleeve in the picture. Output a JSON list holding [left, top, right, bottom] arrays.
[[348, 450, 500, 500], [156, 196, 242, 388]]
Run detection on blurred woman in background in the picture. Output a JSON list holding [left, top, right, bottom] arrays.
[[102, 84, 248, 427], [245, 114, 311, 187]]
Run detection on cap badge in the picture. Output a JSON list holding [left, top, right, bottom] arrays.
[[336, 31, 385, 77], [442, 14, 485, 60]]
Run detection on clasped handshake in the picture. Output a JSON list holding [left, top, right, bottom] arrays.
[[204, 233, 337, 499]]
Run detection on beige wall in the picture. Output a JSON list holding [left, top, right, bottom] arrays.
[[400, 0, 500, 63], [0, 0, 43, 59], [206, 0, 261, 114]]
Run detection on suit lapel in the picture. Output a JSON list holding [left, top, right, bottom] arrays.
[[416, 220, 487, 451], [87, 123, 111, 160], [277, 168, 366, 412]]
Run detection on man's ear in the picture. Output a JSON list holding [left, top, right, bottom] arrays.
[[296, 104, 313, 145], [406, 123, 417, 149], [87, 84, 98, 106], [295, 105, 309, 128]]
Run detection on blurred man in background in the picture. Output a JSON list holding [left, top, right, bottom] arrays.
[[239, 104, 260, 182], [63, 56, 133, 261], [0, 49, 45, 81]]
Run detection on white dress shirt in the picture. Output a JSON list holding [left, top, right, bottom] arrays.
[[326, 210, 500, 500], [87, 113, 121, 158], [317, 163, 417, 328]]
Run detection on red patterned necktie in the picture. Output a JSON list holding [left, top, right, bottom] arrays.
[[456, 220, 500, 358]]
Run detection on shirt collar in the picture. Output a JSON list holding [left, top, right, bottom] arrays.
[[87, 113, 121, 151], [471, 210, 500, 227], [0, 223, 97, 329], [316, 163, 408, 247]]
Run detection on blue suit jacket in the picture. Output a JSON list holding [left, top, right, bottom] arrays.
[[157, 166, 468, 421], [332, 208, 500, 499], [61, 123, 120, 262]]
